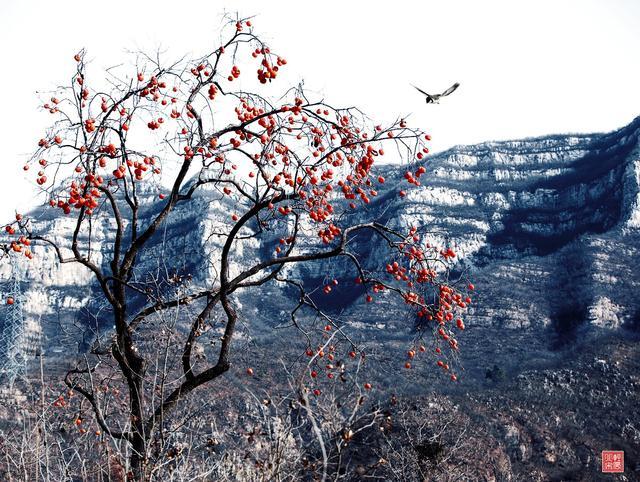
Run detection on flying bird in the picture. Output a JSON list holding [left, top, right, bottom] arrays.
[[412, 82, 460, 104]]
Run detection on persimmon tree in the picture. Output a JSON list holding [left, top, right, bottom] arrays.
[[2, 17, 474, 481]]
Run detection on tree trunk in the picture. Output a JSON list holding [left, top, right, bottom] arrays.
[[124, 346, 148, 481], [129, 432, 148, 482], [121, 339, 151, 482], [127, 379, 149, 480]]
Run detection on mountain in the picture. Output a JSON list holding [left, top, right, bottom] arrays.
[[1, 116, 640, 362], [371, 115, 640, 334]]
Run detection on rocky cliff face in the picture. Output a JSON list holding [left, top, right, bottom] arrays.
[[307, 116, 640, 338], [2, 116, 640, 359]]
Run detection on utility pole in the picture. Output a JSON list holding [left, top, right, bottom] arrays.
[[0, 261, 26, 389]]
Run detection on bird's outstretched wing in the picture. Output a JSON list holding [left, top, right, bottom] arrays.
[[412, 84, 431, 97], [440, 82, 460, 97]]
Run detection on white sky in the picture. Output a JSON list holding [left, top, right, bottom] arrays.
[[1, 0, 639, 221]]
